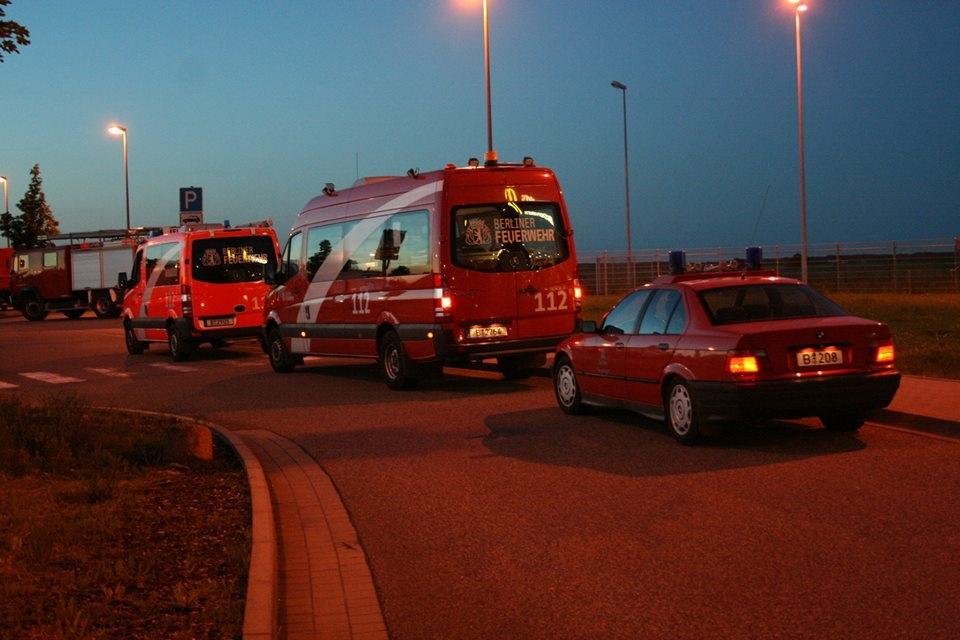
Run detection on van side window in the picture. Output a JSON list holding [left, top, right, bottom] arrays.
[[305, 224, 343, 281], [339, 210, 430, 280], [145, 242, 181, 286], [128, 250, 143, 287], [282, 231, 302, 279]]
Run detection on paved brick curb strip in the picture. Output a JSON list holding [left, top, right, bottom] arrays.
[[102, 408, 278, 640]]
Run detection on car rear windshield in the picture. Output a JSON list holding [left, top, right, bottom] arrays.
[[699, 284, 847, 325], [452, 203, 569, 272], [191, 236, 276, 284]]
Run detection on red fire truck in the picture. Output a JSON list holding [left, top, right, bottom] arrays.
[[121, 221, 280, 361], [9, 230, 158, 321], [0, 248, 13, 309], [263, 156, 581, 389]]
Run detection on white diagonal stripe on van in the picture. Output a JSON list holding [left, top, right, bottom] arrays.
[[148, 363, 197, 373], [0, 381, 18, 390], [20, 372, 84, 384], [296, 180, 441, 324], [86, 367, 134, 378], [140, 242, 184, 319]]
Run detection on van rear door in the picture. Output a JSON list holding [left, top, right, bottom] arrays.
[[189, 234, 276, 331]]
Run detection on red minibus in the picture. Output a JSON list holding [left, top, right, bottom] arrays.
[[122, 221, 280, 361], [264, 158, 581, 388]]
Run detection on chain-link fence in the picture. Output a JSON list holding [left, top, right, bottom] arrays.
[[579, 238, 960, 296]]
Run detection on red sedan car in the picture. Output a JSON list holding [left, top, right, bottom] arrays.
[[553, 270, 900, 444]]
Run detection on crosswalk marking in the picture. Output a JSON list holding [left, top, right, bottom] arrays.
[[20, 371, 84, 384], [86, 367, 134, 378], [0, 381, 18, 390], [148, 363, 197, 373]]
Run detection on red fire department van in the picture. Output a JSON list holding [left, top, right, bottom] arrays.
[[121, 221, 281, 361], [263, 157, 581, 388], [0, 248, 13, 309]]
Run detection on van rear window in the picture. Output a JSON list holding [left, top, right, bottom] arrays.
[[452, 203, 569, 272], [191, 236, 276, 284]]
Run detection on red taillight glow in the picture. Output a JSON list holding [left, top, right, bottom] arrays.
[[573, 281, 583, 301], [441, 295, 452, 310], [875, 343, 895, 363], [727, 355, 760, 375]]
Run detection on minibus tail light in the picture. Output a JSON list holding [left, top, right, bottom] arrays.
[[180, 284, 192, 316], [573, 280, 583, 309], [434, 274, 452, 321]]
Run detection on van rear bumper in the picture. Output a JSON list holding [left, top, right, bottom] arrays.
[[437, 329, 566, 362]]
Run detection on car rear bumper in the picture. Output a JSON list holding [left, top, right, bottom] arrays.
[[689, 370, 902, 421]]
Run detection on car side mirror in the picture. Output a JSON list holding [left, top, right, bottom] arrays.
[[578, 320, 597, 333], [117, 272, 128, 288]]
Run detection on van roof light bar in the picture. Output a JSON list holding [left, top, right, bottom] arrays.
[[322, 183, 338, 196], [522, 156, 535, 167], [406, 168, 421, 179], [467, 158, 480, 167]]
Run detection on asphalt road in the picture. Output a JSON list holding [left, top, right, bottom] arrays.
[[2, 313, 959, 640]]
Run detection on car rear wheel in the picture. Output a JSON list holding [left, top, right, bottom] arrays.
[[267, 328, 298, 373], [665, 379, 704, 445], [380, 331, 417, 390], [124, 322, 147, 355], [167, 325, 194, 362], [820, 412, 865, 432], [554, 356, 589, 415]]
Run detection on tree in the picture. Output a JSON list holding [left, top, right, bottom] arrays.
[[0, 0, 30, 63], [4, 164, 59, 249]]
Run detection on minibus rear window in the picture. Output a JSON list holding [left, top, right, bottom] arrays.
[[452, 203, 569, 272], [192, 236, 276, 284]]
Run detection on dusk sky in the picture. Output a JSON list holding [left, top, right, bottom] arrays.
[[3, 1, 958, 254]]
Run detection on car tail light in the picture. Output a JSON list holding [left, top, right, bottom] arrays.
[[727, 355, 760, 375], [180, 284, 192, 316], [434, 274, 452, 321], [875, 341, 895, 364]]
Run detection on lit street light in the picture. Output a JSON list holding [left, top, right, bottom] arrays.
[[108, 124, 131, 230], [611, 80, 633, 287], [788, 0, 810, 282], [0, 175, 8, 248]]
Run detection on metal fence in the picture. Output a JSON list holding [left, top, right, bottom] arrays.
[[579, 238, 960, 296]]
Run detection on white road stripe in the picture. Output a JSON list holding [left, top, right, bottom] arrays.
[[20, 371, 85, 384], [148, 363, 197, 373], [86, 367, 134, 378], [0, 381, 19, 389]]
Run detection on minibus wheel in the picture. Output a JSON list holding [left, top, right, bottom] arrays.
[[380, 331, 417, 390], [267, 328, 297, 373]]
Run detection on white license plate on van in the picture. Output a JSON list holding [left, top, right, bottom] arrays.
[[796, 347, 842, 367], [468, 325, 508, 339], [203, 317, 235, 328]]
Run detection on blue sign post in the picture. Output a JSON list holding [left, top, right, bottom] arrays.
[[179, 187, 203, 225]]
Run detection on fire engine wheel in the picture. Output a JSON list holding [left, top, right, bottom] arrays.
[[124, 323, 147, 355], [665, 379, 704, 446], [22, 298, 49, 322], [267, 328, 297, 373], [93, 294, 115, 319], [380, 331, 417, 390], [167, 325, 194, 362], [62, 309, 86, 320], [553, 356, 589, 415]]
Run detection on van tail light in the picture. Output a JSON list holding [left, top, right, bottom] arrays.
[[573, 279, 583, 310], [180, 284, 193, 316], [874, 341, 895, 364], [434, 274, 452, 321]]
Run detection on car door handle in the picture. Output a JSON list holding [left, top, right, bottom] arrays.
[[615, 342, 625, 350], [658, 343, 670, 351]]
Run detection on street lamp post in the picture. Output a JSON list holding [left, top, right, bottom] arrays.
[[788, 0, 810, 282], [611, 80, 633, 287], [108, 124, 130, 230], [0, 175, 8, 247], [481, 0, 497, 164]]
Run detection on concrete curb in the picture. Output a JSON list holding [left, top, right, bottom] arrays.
[[98, 407, 278, 640]]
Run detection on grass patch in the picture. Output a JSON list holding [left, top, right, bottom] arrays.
[[582, 293, 960, 379], [0, 394, 250, 640]]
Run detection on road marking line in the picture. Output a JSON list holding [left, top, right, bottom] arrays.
[[0, 381, 19, 390], [148, 363, 197, 373], [20, 371, 85, 384], [86, 367, 134, 378]]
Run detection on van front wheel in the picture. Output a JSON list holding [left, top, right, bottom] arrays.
[[268, 328, 297, 373], [380, 331, 417, 390]]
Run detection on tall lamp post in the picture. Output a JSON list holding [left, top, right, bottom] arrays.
[[108, 124, 130, 230], [788, 0, 810, 282], [0, 175, 8, 247], [480, 0, 497, 165], [611, 80, 633, 287]]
